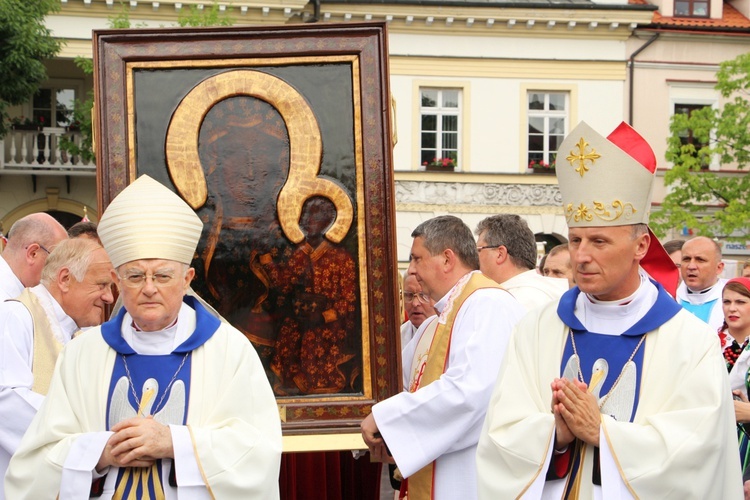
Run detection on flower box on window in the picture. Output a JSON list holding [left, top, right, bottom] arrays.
[[529, 159, 555, 174], [423, 157, 456, 172], [10, 116, 44, 131]]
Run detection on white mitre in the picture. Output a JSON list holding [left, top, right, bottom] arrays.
[[98, 175, 203, 268], [555, 121, 680, 296], [556, 121, 656, 228]]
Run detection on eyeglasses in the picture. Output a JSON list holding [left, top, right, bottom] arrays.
[[403, 291, 430, 304], [477, 245, 502, 252], [118, 271, 179, 288], [26, 243, 51, 255]]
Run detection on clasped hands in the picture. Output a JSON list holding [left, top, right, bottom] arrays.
[[96, 416, 174, 472], [551, 378, 602, 449]]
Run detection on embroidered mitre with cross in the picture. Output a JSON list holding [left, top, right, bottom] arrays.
[[556, 121, 655, 228], [555, 121, 679, 297]]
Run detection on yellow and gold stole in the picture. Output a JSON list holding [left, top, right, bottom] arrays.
[[10, 289, 64, 395], [406, 272, 502, 500]]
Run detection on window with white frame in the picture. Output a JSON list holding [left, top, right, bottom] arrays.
[[32, 86, 76, 128], [420, 88, 460, 169], [527, 92, 568, 169]]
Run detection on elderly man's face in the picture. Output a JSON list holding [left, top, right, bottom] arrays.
[[402, 274, 436, 329], [114, 259, 194, 331], [680, 238, 723, 291], [569, 225, 648, 301], [62, 247, 115, 327]]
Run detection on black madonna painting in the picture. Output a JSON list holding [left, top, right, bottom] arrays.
[[94, 23, 401, 434]]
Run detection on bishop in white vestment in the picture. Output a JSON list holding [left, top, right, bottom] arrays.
[[5, 175, 282, 499], [476, 121, 742, 498]]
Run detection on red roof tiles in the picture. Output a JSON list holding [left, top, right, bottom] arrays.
[[650, 1, 750, 29]]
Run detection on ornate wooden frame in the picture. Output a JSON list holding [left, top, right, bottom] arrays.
[[93, 23, 401, 440]]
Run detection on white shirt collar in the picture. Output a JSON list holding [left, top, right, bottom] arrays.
[[30, 284, 79, 344], [432, 270, 478, 318], [121, 302, 197, 355], [574, 269, 659, 336], [0, 256, 24, 302]]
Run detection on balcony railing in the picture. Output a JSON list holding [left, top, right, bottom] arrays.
[[1, 127, 95, 176]]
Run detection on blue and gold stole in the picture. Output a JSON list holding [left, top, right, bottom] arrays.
[[551, 281, 681, 498], [99, 297, 220, 499]]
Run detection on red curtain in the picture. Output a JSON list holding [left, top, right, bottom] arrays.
[[280, 451, 382, 500]]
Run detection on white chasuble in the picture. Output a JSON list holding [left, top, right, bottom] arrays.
[[477, 282, 742, 499], [5, 297, 282, 499]]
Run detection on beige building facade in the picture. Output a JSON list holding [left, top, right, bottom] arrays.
[[1, 0, 748, 265]]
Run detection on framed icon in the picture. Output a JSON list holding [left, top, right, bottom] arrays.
[[94, 22, 401, 439]]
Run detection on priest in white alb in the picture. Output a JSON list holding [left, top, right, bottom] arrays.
[[5, 175, 282, 499], [361, 215, 525, 500], [476, 121, 742, 498]]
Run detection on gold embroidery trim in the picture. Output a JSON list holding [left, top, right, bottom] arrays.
[[566, 137, 601, 177], [565, 200, 636, 223]]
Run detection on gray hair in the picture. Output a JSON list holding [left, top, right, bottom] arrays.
[[547, 243, 570, 260], [40, 238, 104, 285], [631, 223, 649, 239], [475, 214, 537, 270], [412, 216, 479, 270]]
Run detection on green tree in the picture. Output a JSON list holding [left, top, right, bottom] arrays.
[[59, 2, 234, 163], [651, 52, 750, 240], [0, 0, 61, 137], [177, 3, 234, 27]]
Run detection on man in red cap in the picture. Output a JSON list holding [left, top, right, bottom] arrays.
[[477, 121, 741, 498]]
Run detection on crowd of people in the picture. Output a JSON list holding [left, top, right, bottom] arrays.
[[365, 121, 748, 500], [1, 120, 750, 499]]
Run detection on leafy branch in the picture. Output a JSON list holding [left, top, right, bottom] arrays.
[[650, 52, 750, 241]]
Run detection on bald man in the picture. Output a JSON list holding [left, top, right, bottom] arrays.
[[676, 236, 727, 331], [0, 213, 68, 302]]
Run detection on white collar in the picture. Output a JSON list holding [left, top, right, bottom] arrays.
[[575, 270, 659, 336], [433, 270, 477, 320], [30, 284, 79, 344], [0, 256, 24, 301], [121, 302, 197, 355]]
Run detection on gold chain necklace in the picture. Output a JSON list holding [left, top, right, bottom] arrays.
[[121, 352, 190, 417], [569, 330, 646, 410]]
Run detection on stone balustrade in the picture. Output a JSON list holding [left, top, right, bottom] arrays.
[[1, 127, 95, 176]]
